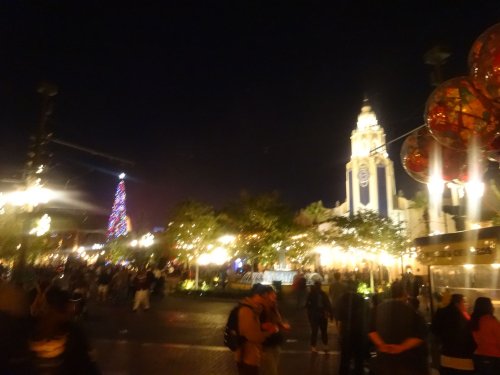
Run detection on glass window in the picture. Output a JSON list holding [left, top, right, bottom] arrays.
[[429, 264, 500, 319]]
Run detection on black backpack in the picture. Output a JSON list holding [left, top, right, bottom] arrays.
[[223, 303, 250, 351]]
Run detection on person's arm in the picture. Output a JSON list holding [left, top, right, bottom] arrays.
[[368, 331, 385, 348], [238, 307, 273, 344], [387, 337, 424, 354]]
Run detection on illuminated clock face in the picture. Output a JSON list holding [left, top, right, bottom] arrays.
[[358, 166, 369, 187]]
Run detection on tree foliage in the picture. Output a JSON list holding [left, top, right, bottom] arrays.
[[328, 210, 409, 256], [221, 191, 294, 266], [164, 200, 221, 263], [295, 200, 332, 227]]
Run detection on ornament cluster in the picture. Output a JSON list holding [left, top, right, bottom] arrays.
[[402, 23, 500, 184]]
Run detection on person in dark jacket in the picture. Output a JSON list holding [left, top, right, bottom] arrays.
[[305, 281, 333, 353], [337, 290, 370, 374], [369, 281, 428, 375], [431, 294, 476, 374]]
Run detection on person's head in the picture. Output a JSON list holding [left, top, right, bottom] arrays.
[[250, 283, 275, 304], [472, 297, 493, 316], [262, 285, 277, 305], [449, 294, 466, 312], [45, 287, 71, 315], [470, 297, 494, 331], [313, 280, 322, 291], [390, 281, 407, 300]]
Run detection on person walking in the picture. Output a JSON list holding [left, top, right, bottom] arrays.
[[470, 297, 500, 375], [368, 281, 428, 375], [431, 294, 475, 375], [96, 268, 112, 302], [329, 271, 347, 323], [235, 284, 278, 375], [260, 286, 290, 375], [305, 280, 333, 353], [132, 268, 151, 312], [292, 271, 307, 309]]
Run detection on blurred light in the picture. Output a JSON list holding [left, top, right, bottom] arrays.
[[465, 180, 485, 199], [36, 165, 45, 174], [463, 264, 474, 270], [379, 251, 396, 267], [130, 239, 138, 247], [92, 243, 104, 250], [29, 214, 51, 236], [6, 181, 55, 208], [139, 232, 154, 247], [218, 234, 236, 245], [491, 263, 500, 269], [119, 172, 126, 180]]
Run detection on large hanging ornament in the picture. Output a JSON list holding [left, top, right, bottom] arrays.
[[469, 23, 500, 108], [401, 127, 470, 184], [425, 76, 499, 150]]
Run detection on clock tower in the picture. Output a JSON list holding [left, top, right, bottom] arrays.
[[345, 99, 397, 217]]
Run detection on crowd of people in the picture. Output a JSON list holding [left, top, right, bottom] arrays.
[[233, 272, 499, 375], [0, 260, 169, 374]]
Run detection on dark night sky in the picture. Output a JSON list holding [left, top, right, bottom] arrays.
[[0, 1, 499, 228]]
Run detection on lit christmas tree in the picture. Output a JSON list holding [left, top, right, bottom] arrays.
[[107, 173, 128, 240]]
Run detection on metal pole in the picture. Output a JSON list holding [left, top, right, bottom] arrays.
[[195, 263, 199, 289]]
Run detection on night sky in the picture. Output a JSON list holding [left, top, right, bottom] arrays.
[[1, 1, 499, 228]]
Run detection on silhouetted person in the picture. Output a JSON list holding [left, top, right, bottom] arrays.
[[305, 281, 333, 353], [369, 281, 428, 375], [431, 294, 475, 374], [337, 291, 370, 374]]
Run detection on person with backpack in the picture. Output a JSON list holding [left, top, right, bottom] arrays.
[[228, 283, 279, 375]]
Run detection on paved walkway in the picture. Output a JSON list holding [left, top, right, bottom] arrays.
[[85, 294, 342, 374], [94, 339, 339, 375]]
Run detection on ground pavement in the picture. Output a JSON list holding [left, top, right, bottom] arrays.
[[84, 292, 342, 375]]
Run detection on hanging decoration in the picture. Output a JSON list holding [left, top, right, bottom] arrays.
[[425, 76, 498, 150], [469, 23, 500, 108], [401, 127, 469, 184], [402, 22, 500, 184]]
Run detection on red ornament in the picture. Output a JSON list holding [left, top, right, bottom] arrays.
[[401, 127, 470, 184], [469, 23, 500, 108], [425, 76, 499, 150]]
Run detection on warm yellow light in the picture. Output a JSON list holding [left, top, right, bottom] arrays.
[[29, 214, 51, 236], [465, 180, 485, 199], [139, 232, 154, 247], [218, 234, 236, 245]]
